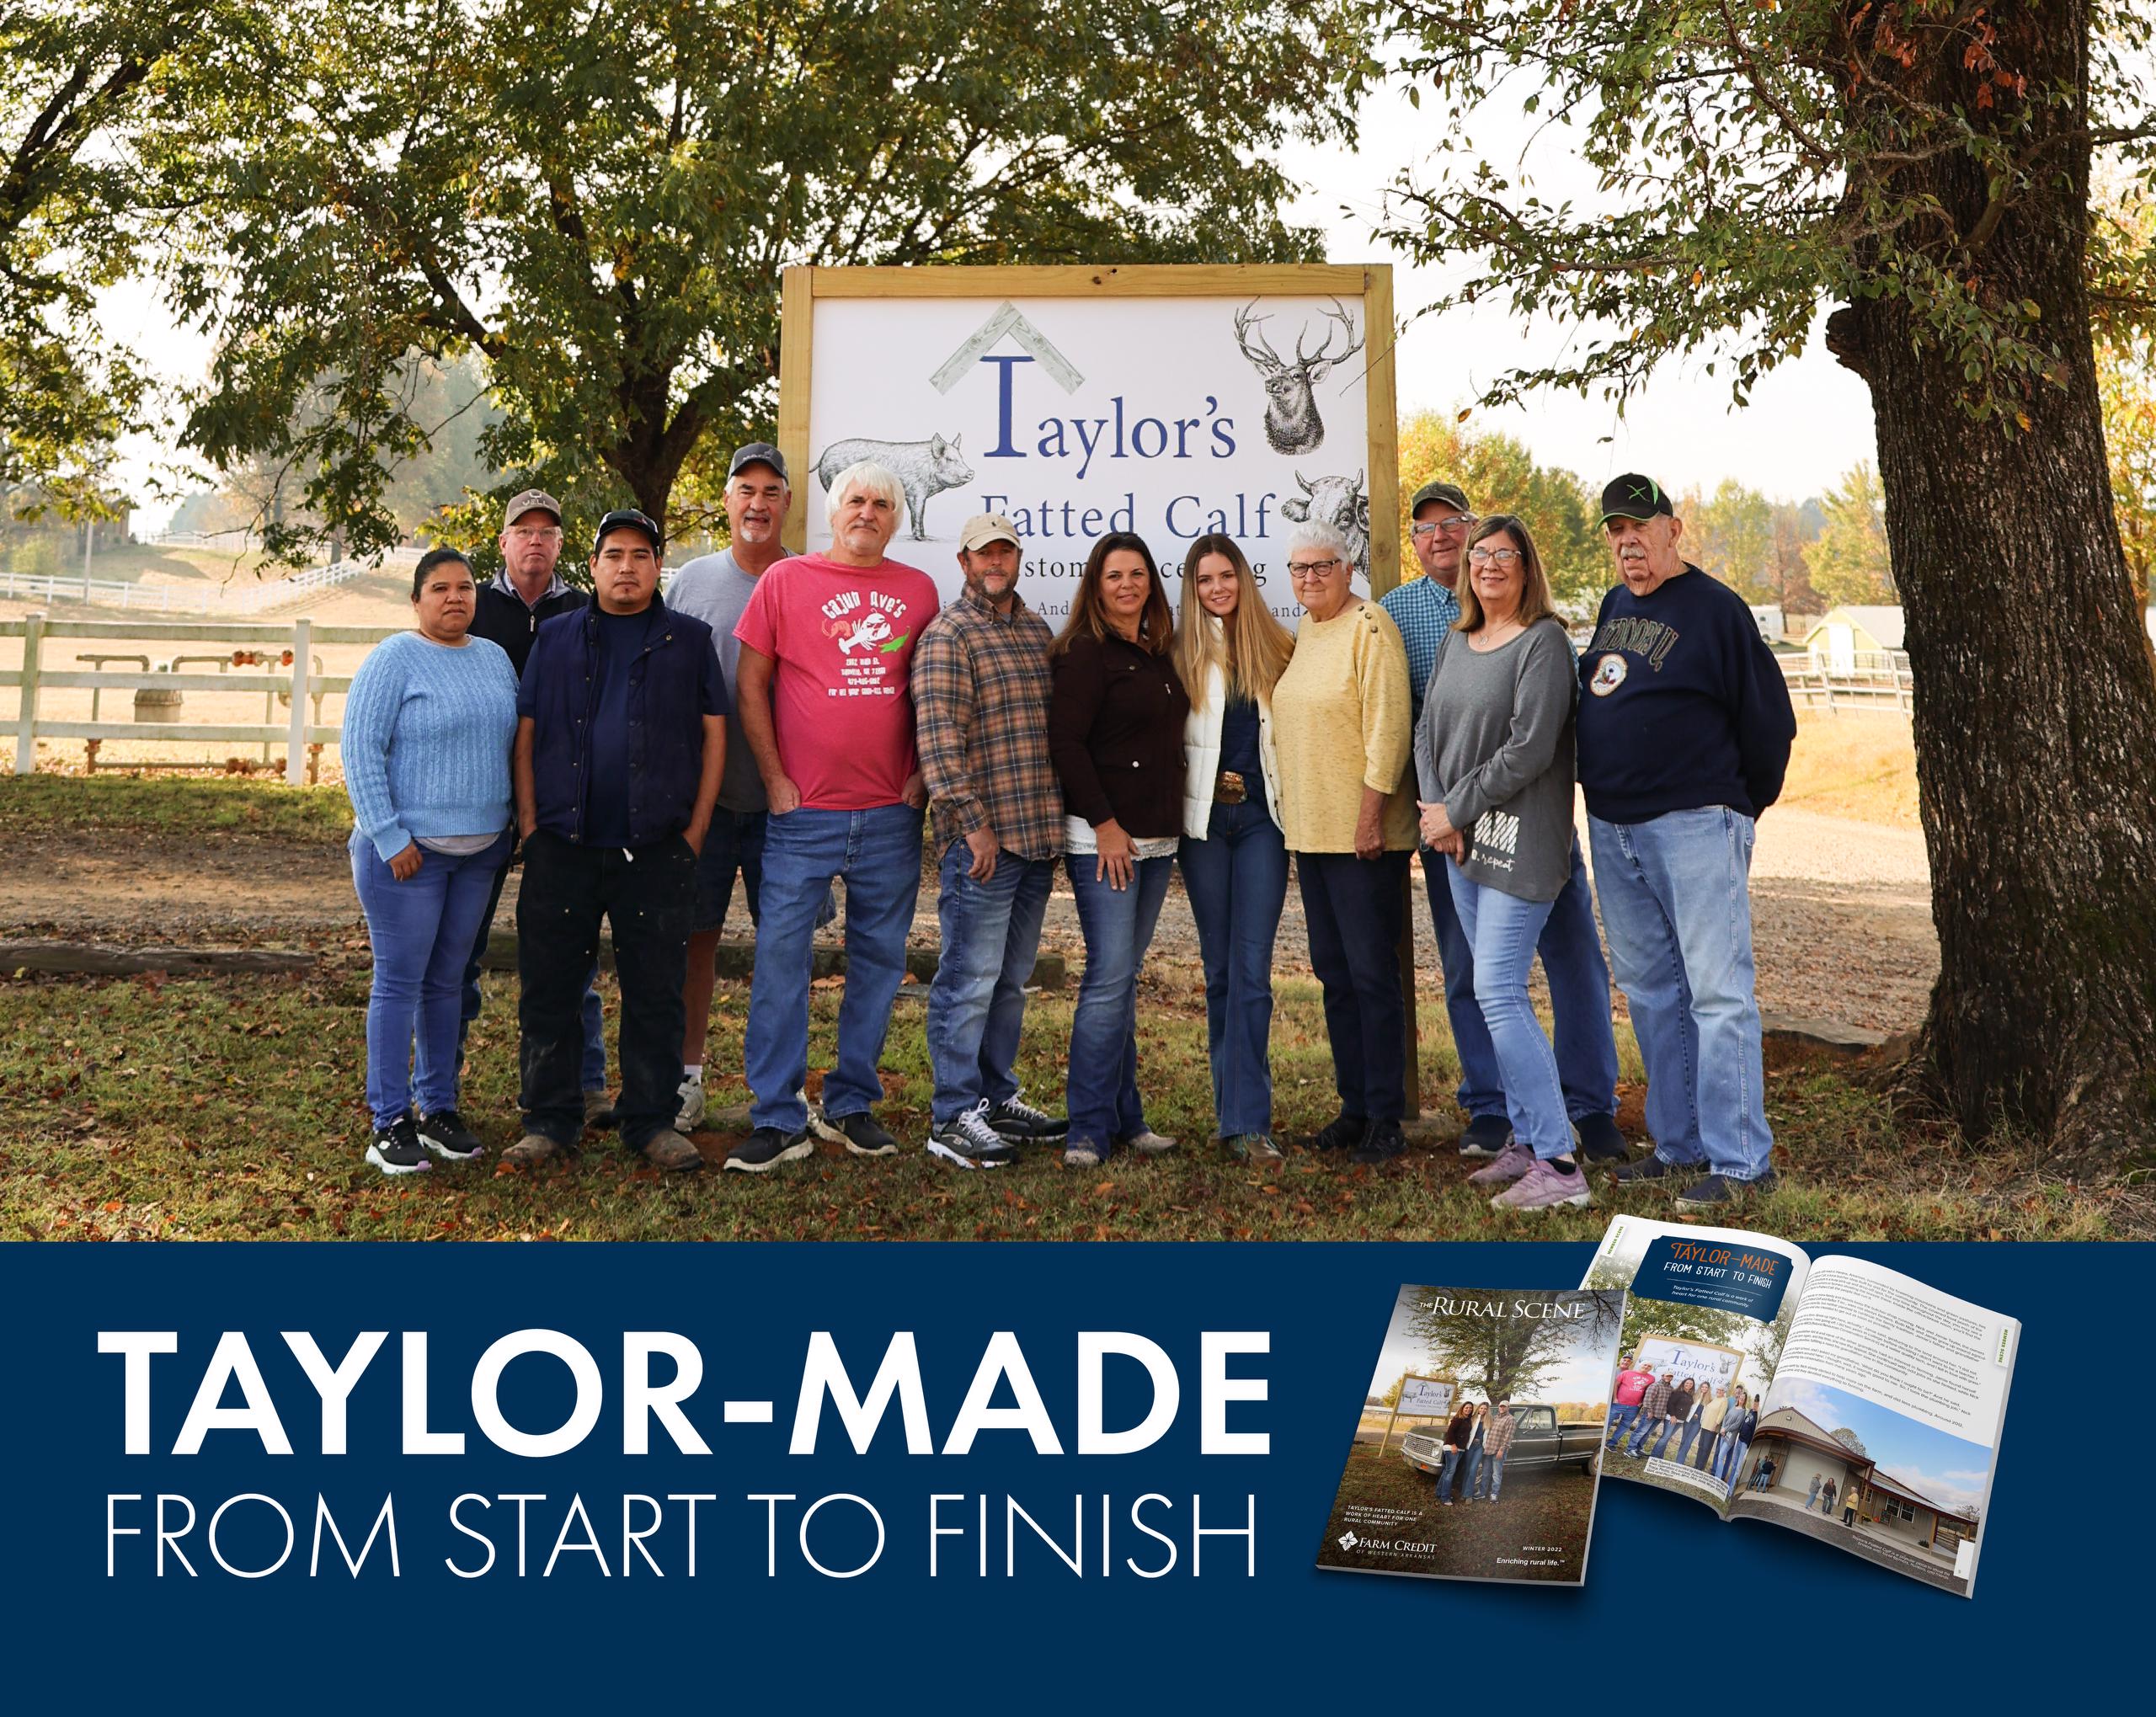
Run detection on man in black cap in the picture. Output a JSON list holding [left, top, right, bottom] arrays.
[[664, 443, 796, 1132], [458, 487, 609, 1131], [505, 508, 728, 1172], [1577, 474, 1796, 1211]]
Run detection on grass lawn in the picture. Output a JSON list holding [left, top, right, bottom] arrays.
[[1, 957, 2136, 1242], [1317, 1439, 1598, 1582], [0, 772, 354, 842]]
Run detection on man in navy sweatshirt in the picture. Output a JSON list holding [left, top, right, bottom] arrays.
[[1576, 474, 1797, 1210]]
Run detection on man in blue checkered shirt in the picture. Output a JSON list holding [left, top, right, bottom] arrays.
[[1382, 478, 1628, 1167]]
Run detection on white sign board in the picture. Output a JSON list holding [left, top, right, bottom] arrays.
[[1397, 1377, 1456, 1417], [795, 274, 1389, 622], [1633, 1336, 1744, 1397]]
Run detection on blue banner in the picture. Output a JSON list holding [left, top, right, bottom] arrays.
[[1633, 1232, 1794, 1320], [0, 1240, 2132, 1706]]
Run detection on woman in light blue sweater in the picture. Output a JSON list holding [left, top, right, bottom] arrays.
[[342, 548, 519, 1175]]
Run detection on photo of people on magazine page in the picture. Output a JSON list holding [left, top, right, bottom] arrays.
[[1315, 1283, 1627, 1587], [1583, 1218, 2017, 1597]]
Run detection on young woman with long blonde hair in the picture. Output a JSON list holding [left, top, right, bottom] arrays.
[[1174, 534, 1296, 1160]]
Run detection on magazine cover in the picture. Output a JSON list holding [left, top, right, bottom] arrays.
[[1315, 1284, 1627, 1586], [1583, 1218, 2017, 1597]]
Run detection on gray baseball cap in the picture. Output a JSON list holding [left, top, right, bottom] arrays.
[[502, 488, 563, 529], [728, 442, 789, 483]]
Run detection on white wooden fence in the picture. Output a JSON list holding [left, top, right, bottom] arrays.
[[1, 551, 416, 617], [3, 615, 400, 784], [1780, 648, 1914, 712]]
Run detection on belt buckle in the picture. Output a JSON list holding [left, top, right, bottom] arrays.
[[1217, 770, 1246, 805]]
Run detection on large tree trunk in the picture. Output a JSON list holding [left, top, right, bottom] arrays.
[[1826, 4, 2156, 1161]]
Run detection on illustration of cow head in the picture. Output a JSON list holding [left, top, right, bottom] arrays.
[[1279, 468, 1371, 584], [1233, 298, 1364, 456]]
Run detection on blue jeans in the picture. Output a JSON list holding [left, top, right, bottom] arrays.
[[926, 840, 1055, 1125], [1065, 852, 1175, 1149], [350, 829, 511, 1127], [1179, 802, 1289, 1137], [1464, 1445, 1485, 1500], [1424, 836, 1619, 1122], [1604, 1403, 1641, 1449], [1626, 1414, 1668, 1457], [1678, 1420, 1705, 1464], [1447, 865, 1572, 1159], [1589, 808, 1773, 1181], [1486, 1453, 1506, 1500], [460, 856, 606, 1093], [1721, 1437, 1750, 1485], [745, 803, 923, 1132], [1438, 1448, 1463, 1498]]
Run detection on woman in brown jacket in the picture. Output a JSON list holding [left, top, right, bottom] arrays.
[[1049, 532, 1191, 1168]]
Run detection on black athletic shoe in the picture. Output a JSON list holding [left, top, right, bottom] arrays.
[[834, 1112, 901, 1158], [1350, 1118, 1406, 1165], [365, 1115, 432, 1176], [987, 1094, 1069, 1140], [723, 1126, 814, 1174], [1608, 1153, 1689, 1184], [1305, 1112, 1369, 1153], [1575, 1112, 1630, 1163], [1457, 1114, 1513, 1159], [1676, 1172, 1778, 1212], [927, 1105, 1019, 1169], [416, 1109, 484, 1161]]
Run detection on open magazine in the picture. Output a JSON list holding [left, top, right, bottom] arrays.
[[1582, 1218, 2018, 1597], [1314, 1283, 1627, 1586]]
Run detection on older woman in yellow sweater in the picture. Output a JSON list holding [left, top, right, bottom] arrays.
[[1271, 520, 1419, 1163]]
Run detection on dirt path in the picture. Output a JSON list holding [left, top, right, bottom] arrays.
[[0, 806, 1940, 1031]]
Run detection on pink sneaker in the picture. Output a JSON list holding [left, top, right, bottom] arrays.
[[1491, 1158, 1594, 1211], [1467, 1140, 1536, 1188]]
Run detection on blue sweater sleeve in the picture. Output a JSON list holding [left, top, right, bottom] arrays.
[[1732, 612, 1797, 813], [341, 637, 412, 861]]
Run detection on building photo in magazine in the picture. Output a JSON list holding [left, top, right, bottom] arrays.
[[1315, 1283, 1627, 1586], [1582, 1216, 2016, 1597]]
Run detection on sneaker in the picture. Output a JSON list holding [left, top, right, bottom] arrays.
[[1491, 1157, 1594, 1211], [805, 1098, 846, 1144], [1675, 1171, 1777, 1211], [416, 1109, 483, 1161], [365, 1116, 432, 1176], [582, 1088, 616, 1131], [638, 1129, 705, 1172], [1063, 1138, 1105, 1169], [674, 1074, 707, 1133], [1575, 1112, 1630, 1162], [1226, 1133, 1285, 1164], [1457, 1114, 1512, 1159], [1349, 1118, 1406, 1164], [1466, 1139, 1536, 1188], [1608, 1153, 1690, 1185], [501, 1131, 568, 1167], [927, 1104, 1018, 1169], [1305, 1112, 1368, 1153], [723, 1126, 814, 1174], [1116, 1128, 1177, 1155], [987, 1094, 1069, 1140], [833, 1112, 901, 1158]]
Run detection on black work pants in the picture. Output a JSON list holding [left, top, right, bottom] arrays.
[[517, 830, 696, 1149], [1296, 849, 1410, 1122]]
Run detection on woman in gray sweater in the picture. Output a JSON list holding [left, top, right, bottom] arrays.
[[1415, 515, 1593, 1212]]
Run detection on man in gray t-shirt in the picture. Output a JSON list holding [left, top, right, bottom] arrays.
[[664, 443, 794, 1130]]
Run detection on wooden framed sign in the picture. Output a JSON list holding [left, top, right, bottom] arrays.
[[1631, 1336, 1749, 1398], [1377, 1374, 1458, 1456], [777, 264, 1399, 616]]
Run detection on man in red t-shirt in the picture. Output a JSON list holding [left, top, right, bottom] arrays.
[[1604, 1352, 1657, 1451], [727, 460, 941, 1171]]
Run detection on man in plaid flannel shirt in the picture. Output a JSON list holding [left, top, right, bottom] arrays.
[[910, 514, 1067, 1167]]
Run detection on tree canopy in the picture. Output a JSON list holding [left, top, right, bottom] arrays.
[[147, 0, 1366, 563]]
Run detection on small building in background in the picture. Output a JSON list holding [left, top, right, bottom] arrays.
[[1804, 605, 1905, 671]]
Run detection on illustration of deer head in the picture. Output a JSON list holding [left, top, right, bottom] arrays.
[[1232, 298, 1364, 456]]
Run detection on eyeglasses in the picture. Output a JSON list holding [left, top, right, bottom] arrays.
[[1287, 558, 1343, 580], [1410, 515, 1476, 539], [1467, 547, 1523, 566]]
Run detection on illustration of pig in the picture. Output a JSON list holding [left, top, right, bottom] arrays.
[[814, 433, 974, 541]]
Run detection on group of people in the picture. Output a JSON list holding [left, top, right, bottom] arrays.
[[340, 442, 1797, 1210], [1433, 1398, 1518, 1503], [1605, 1353, 1759, 1485], [1795, 1472, 1863, 1525]]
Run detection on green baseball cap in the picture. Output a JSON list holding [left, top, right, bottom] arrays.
[[1409, 480, 1471, 516]]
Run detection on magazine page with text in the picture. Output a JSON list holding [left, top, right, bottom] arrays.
[[1728, 1256, 2017, 1598], [1580, 1217, 1812, 1516]]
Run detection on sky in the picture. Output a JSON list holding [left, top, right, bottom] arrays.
[[1364, 1286, 1624, 1408], [103, 71, 1881, 535], [1278, 87, 1879, 509], [1771, 1378, 1996, 1518]]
